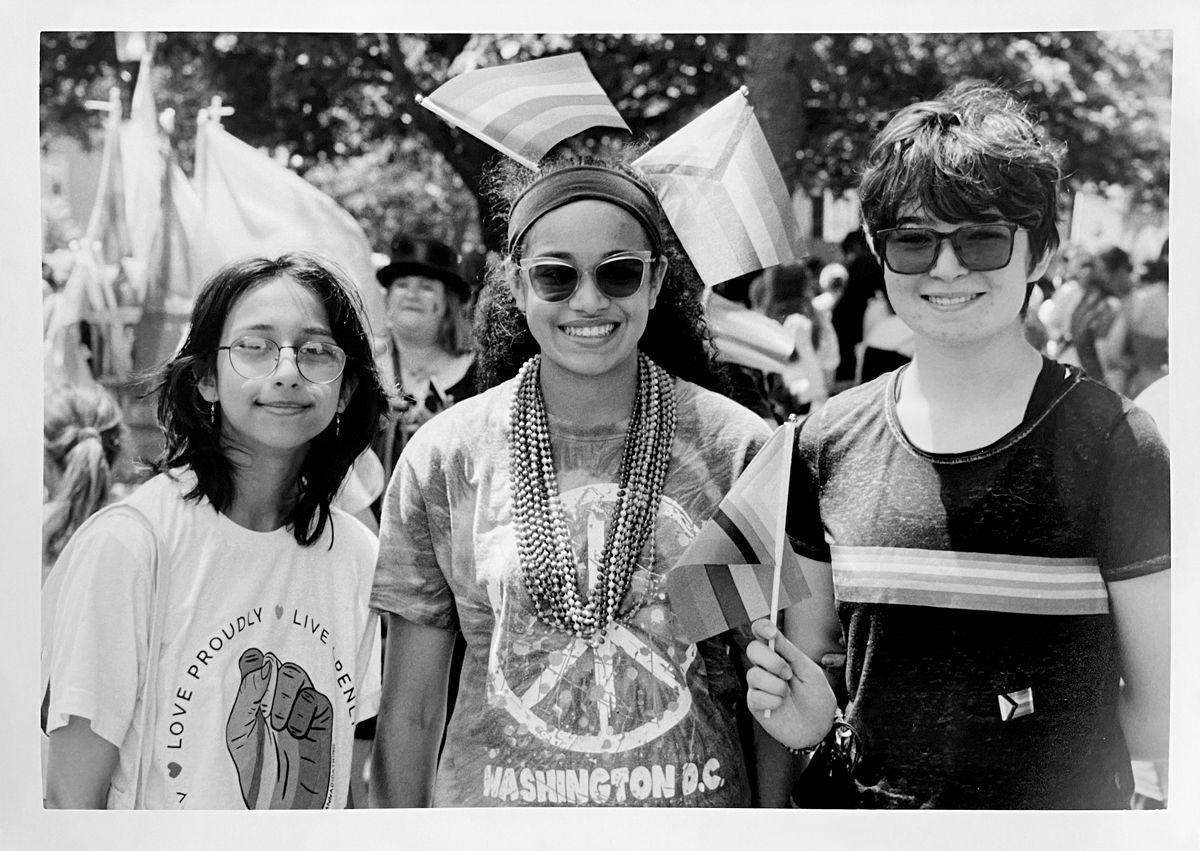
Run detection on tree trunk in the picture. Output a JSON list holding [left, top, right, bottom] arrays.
[[383, 34, 504, 253], [744, 33, 820, 196]]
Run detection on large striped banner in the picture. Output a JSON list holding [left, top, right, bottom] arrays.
[[831, 545, 1110, 616], [417, 53, 630, 169], [665, 422, 812, 644], [634, 88, 800, 287]]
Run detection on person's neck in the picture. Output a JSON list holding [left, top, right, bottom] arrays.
[[896, 329, 1042, 453], [394, 335, 462, 383], [393, 332, 446, 361], [906, 330, 1041, 405], [538, 356, 640, 426], [224, 448, 306, 532]]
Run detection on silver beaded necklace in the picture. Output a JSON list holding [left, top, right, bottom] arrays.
[[509, 352, 677, 638]]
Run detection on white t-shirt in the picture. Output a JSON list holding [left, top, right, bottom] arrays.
[[45, 469, 381, 809]]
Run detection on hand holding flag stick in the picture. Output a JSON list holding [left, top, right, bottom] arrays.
[[663, 417, 833, 744], [764, 417, 797, 717], [745, 618, 836, 751]]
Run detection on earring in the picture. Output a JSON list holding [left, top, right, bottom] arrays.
[[335, 412, 340, 437], [210, 401, 217, 425]]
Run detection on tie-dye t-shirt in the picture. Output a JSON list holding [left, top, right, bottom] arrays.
[[371, 376, 770, 807]]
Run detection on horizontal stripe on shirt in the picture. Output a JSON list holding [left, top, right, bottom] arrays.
[[831, 545, 1109, 615]]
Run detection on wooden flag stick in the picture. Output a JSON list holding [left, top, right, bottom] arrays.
[[764, 417, 797, 718]]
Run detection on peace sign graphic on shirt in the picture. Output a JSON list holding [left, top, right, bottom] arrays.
[[487, 484, 699, 754]]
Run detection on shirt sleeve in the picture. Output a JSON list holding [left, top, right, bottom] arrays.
[[1097, 403, 1171, 582], [45, 509, 155, 747], [369, 440, 460, 632], [786, 413, 833, 564], [352, 612, 383, 724]]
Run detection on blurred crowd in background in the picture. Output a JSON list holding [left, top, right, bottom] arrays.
[[687, 230, 1170, 427]]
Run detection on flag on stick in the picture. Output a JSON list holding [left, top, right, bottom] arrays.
[[193, 116, 385, 339], [634, 88, 800, 287], [120, 53, 167, 270], [417, 53, 630, 169], [82, 90, 132, 265], [665, 420, 811, 644]]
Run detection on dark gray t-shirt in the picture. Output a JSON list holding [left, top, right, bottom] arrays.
[[788, 359, 1171, 808], [371, 376, 770, 807]]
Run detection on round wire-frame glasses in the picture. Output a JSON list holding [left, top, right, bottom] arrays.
[[216, 336, 347, 384]]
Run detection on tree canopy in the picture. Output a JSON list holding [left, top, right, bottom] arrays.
[[41, 31, 1171, 254]]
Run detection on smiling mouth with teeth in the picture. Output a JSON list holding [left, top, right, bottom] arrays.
[[563, 323, 617, 338], [924, 293, 982, 306]]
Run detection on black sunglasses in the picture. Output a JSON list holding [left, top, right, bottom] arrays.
[[518, 252, 655, 303], [875, 223, 1019, 275]]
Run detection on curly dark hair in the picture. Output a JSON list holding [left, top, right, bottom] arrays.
[[473, 149, 728, 393], [149, 253, 391, 547], [858, 80, 1065, 272]]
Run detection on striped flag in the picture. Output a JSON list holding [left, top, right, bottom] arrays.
[[634, 88, 800, 287], [417, 53, 630, 169], [706, 291, 797, 375], [830, 546, 1111, 616], [665, 421, 813, 644]]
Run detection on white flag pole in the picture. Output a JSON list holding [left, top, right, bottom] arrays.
[[764, 417, 797, 719]]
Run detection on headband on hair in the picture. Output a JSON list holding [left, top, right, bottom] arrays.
[[506, 166, 663, 255], [419, 57, 800, 286]]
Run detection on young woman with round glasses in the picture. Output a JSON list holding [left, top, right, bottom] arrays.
[[368, 153, 833, 808], [43, 253, 390, 808]]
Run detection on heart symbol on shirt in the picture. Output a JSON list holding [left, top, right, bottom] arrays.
[[275, 605, 284, 620], [167, 762, 182, 778]]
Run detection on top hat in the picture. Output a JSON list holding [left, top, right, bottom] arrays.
[[376, 234, 470, 299]]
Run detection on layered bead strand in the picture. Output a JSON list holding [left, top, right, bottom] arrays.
[[510, 352, 677, 638]]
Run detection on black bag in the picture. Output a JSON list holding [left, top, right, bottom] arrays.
[[790, 712, 862, 808]]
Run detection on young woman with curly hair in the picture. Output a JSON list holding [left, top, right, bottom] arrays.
[[369, 151, 833, 808]]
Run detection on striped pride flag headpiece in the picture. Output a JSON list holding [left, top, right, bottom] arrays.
[[633, 89, 801, 286], [416, 53, 629, 170], [418, 54, 800, 286]]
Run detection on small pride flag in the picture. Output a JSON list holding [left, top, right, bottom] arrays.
[[634, 88, 801, 287], [665, 420, 812, 644], [417, 53, 630, 169]]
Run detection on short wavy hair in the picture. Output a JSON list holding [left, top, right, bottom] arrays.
[[474, 149, 728, 393], [858, 80, 1065, 272], [149, 252, 391, 547]]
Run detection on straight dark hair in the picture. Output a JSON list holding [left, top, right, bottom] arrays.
[[149, 252, 391, 547]]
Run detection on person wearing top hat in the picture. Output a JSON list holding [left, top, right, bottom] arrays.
[[374, 234, 479, 483]]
